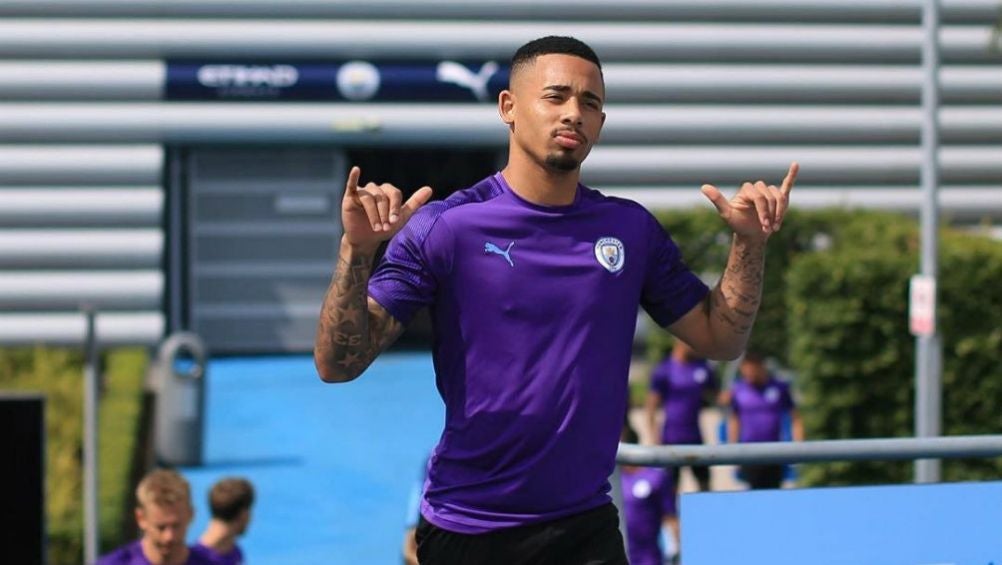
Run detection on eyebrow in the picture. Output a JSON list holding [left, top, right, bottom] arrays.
[[543, 84, 604, 105]]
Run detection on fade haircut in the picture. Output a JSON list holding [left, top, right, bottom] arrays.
[[208, 477, 255, 522], [510, 35, 603, 83], [135, 469, 192, 511]]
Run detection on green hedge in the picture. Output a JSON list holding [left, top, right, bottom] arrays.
[[0, 347, 148, 564], [786, 214, 1002, 485], [650, 209, 1002, 485]]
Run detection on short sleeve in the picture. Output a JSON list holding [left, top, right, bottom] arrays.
[[368, 203, 453, 325], [648, 360, 669, 397], [704, 364, 719, 392], [639, 213, 709, 327], [780, 381, 795, 411]]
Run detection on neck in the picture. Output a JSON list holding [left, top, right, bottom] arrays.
[[199, 520, 237, 553], [501, 154, 580, 207], [141, 538, 188, 565]]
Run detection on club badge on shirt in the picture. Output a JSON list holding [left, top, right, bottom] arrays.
[[595, 237, 625, 273], [765, 387, 780, 403], [632, 478, 652, 499], [694, 368, 708, 384]]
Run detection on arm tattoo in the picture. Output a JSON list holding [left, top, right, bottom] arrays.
[[315, 243, 404, 381], [710, 236, 765, 337]]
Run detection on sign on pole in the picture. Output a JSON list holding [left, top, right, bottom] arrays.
[[909, 275, 936, 337]]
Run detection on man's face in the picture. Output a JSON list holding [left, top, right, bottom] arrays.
[[501, 53, 606, 173], [136, 502, 192, 565], [740, 359, 769, 386]]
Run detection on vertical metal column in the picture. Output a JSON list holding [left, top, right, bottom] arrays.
[[915, 0, 942, 484], [82, 307, 99, 564]]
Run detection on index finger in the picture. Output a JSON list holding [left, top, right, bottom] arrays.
[[345, 166, 361, 196], [780, 161, 799, 196]]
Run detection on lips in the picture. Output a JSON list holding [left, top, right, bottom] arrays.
[[554, 130, 584, 149]]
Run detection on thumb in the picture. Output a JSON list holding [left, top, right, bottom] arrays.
[[700, 184, 730, 215], [400, 186, 434, 220]]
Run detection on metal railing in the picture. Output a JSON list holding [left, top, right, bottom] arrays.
[[612, 435, 1002, 555], [616, 435, 1002, 467]]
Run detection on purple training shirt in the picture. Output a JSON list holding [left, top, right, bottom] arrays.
[[730, 377, 795, 443], [621, 467, 675, 565], [190, 543, 244, 565], [649, 357, 715, 444], [369, 173, 708, 533], [96, 541, 215, 565]]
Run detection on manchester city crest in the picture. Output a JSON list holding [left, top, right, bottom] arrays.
[[594, 237, 625, 273]]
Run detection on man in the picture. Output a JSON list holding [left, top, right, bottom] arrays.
[[191, 477, 254, 565], [619, 426, 677, 565], [642, 339, 717, 552], [727, 350, 805, 489], [315, 35, 797, 564], [97, 469, 211, 565]]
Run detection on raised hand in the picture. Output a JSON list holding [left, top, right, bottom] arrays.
[[341, 166, 433, 249], [700, 162, 798, 239]]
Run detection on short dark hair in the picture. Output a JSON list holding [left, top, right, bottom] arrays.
[[208, 477, 255, 522], [742, 350, 767, 364], [510, 36, 603, 79]]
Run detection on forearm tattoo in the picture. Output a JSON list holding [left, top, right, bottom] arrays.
[[316, 247, 403, 381], [707, 236, 765, 336]]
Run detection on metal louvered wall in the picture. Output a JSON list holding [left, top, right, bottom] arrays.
[[0, 0, 999, 348]]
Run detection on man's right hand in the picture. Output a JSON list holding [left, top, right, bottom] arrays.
[[341, 166, 434, 250]]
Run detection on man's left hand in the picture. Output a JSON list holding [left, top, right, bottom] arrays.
[[701, 162, 798, 239]]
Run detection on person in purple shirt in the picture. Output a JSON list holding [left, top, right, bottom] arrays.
[[315, 34, 798, 564], [727, 350, 805, 489], [642, 339, 717, 552], [97, 469, 212, 565], [191, 477, 254, 565], [619, 426, 677, 565]]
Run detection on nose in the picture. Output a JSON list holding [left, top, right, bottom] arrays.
[[561, 98, 583, 127]]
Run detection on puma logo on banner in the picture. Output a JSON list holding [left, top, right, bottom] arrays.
[[436, 61, 500, 101]]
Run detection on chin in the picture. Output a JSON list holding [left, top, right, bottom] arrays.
[[544, 154, 580, 172]]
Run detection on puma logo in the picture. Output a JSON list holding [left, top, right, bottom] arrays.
[[436, 60, 500, 101], [484, 241, 515, 267]]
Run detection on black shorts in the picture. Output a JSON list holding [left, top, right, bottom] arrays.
[[667, 464, 711, 491], [740, 464, 785, 490], [415, 503, 628, 565]]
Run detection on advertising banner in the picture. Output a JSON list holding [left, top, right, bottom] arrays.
[[166, 60, 509, 102]]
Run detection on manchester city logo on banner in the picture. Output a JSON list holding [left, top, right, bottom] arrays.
[[336, 61, 381, 101], [594, 237, 625, 273]]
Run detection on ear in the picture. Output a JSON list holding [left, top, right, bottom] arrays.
[[135, 507, 146, 531], [498, 89, 515, 126]]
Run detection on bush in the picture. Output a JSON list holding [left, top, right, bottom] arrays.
[[786, 214, 1002, 485], [650, 208, 1002, 485], [0, 347, 148, 564]]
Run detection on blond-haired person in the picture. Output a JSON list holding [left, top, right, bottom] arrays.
[[97, 469, 212, 565]]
